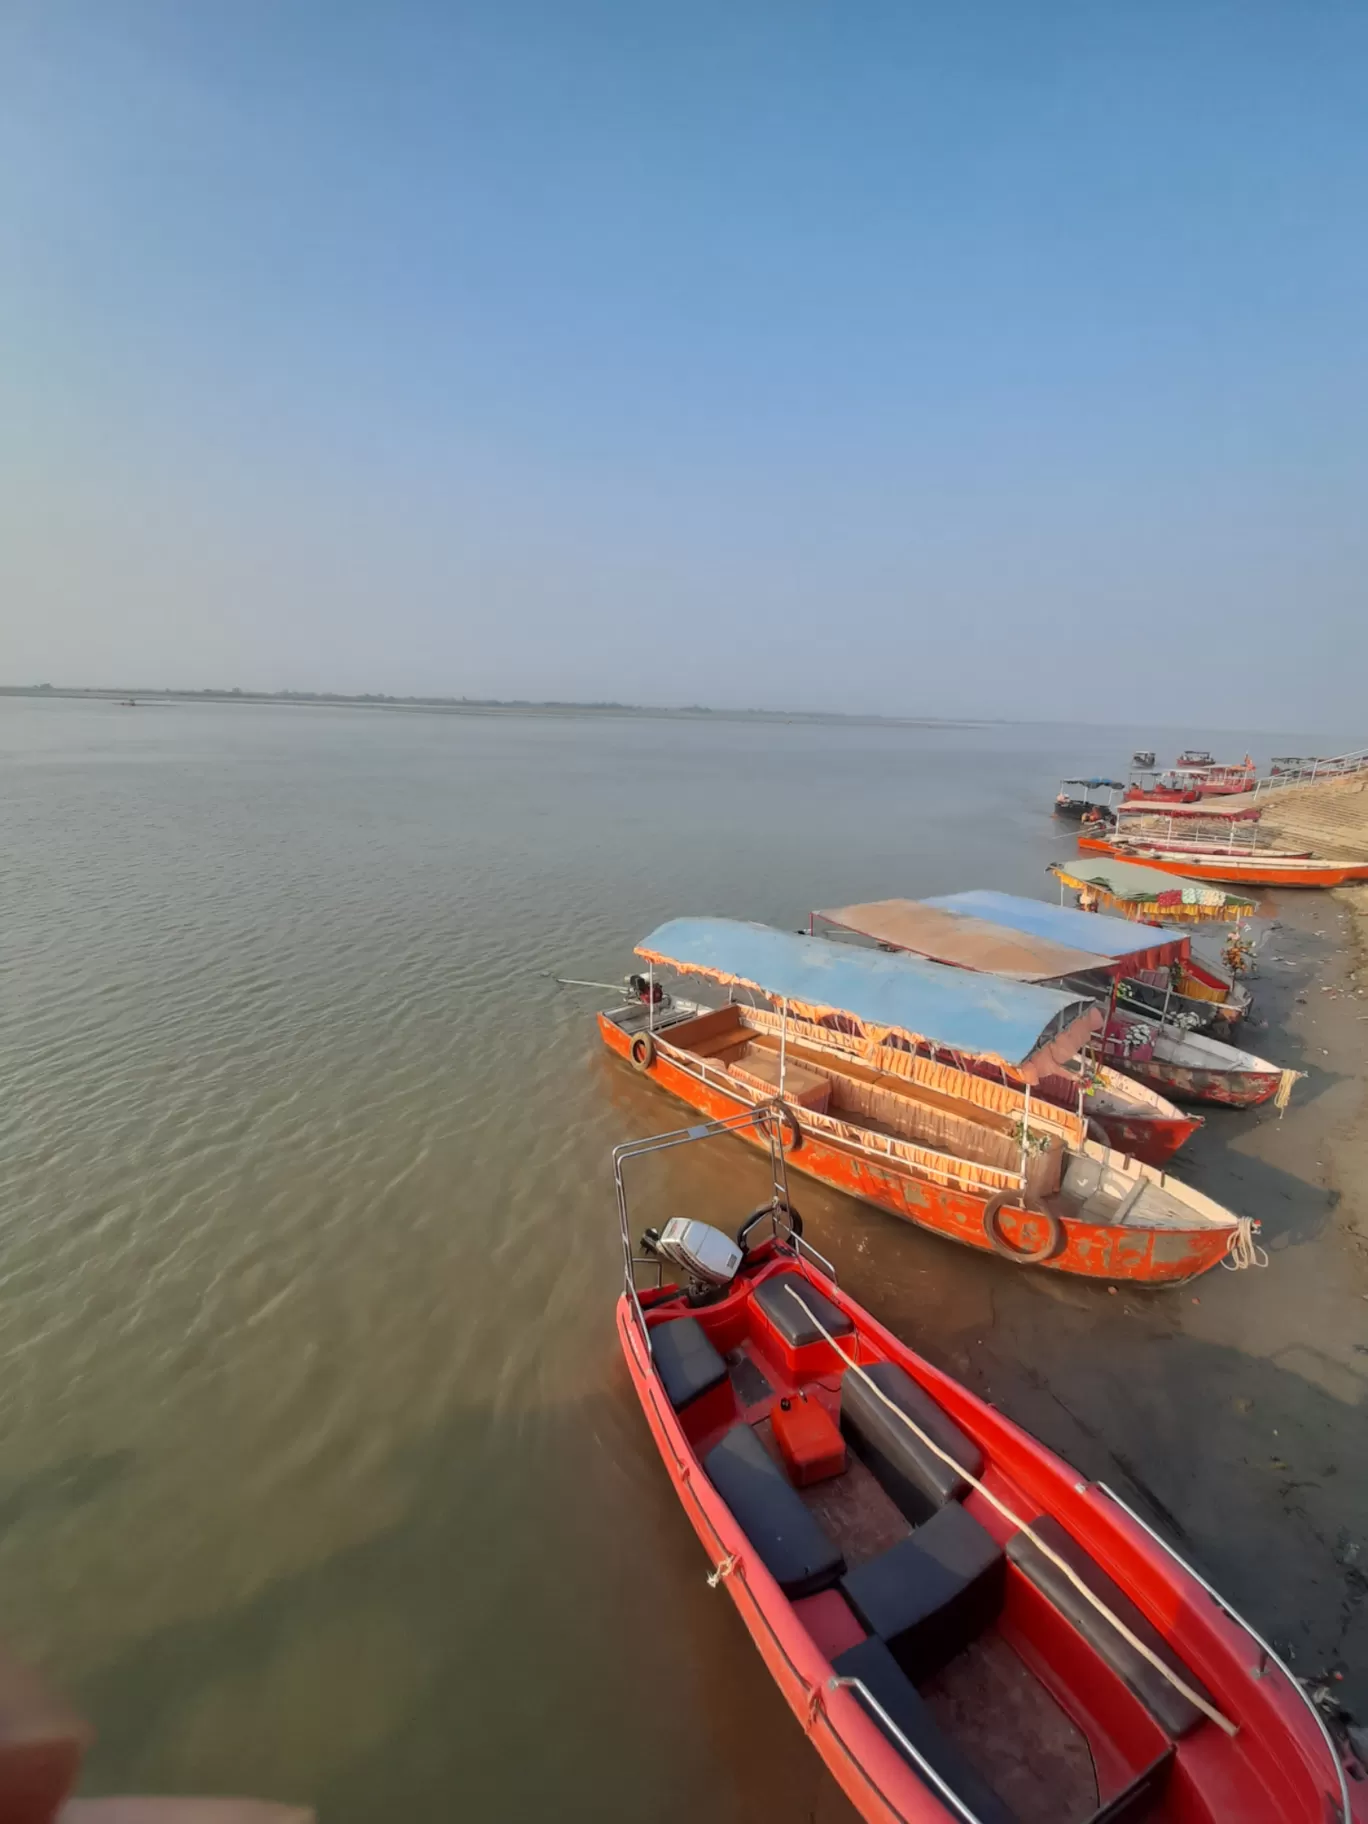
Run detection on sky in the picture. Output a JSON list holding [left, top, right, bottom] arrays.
[[2, 1, 1366, 726]]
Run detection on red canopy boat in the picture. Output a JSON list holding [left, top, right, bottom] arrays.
[[615, 1109, 1366, 1824]]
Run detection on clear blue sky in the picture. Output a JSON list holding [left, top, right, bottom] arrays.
[[3, 1, 1365, 726]]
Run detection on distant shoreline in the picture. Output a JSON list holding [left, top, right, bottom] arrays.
[[0, 685, 988, 730]]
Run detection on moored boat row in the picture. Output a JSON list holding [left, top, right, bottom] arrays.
[[1050, 743, 1368, 886], [598, 878, 1292, 1286], [600, 829, 1365, 1820]]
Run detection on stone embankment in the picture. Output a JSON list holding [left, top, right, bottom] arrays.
[[1258, 770, 1368, 862]]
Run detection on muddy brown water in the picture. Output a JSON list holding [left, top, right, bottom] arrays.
[[2, 698, 1365, 1820]]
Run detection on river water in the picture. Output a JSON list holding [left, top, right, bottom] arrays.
[[0, 698, 1358, 1819]]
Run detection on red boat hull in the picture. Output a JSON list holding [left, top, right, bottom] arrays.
[[618, 1252, 1365, 1822], [600, 1016, 1234, 1285], [1086, 1108, 1203, 1165], [1121, 1058, 1281, 1109]]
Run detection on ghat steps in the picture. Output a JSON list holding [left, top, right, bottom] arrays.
[[1256, 772, 1368, 863]]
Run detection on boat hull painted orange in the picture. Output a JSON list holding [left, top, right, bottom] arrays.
[[599, 1015, 1234, 1285], [1077, 837, 1368, 888]]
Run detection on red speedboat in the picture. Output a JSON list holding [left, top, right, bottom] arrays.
[[616, 1108, 1366, 1824]]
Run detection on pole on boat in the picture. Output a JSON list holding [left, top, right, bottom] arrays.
[[1018, 1082, 1031, 1189], [648, 962, 655, 1034], [779, 997, 789, 1098]]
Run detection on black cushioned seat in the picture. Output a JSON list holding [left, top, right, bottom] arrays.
[[841, 1502, 1005, 1682], [831, 1636, 1019, 1824], [650, 1316, 728, 1411], [841, 1360, 984, 1524], [1007, 1515, 1210, 1739], [703, 1423, 845, 1598], [751, 1271, 854, 1348]]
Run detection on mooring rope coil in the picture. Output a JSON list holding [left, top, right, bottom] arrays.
[[1222, 1216, 1268, 1271], [783, 1282, 1239, 1738]]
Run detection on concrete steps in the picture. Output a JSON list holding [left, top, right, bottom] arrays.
[[1257, 774, 1368, 861]]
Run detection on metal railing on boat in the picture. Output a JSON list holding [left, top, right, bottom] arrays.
[[612, 1104, 834, 1359], [1093, 1482, 1353, 1824], [827, 1676, 987, 1824]]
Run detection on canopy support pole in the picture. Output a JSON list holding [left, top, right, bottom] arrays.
[[648, 963, 655, 1033], [1018, 1083, 1031, 1189], [779, 997, 788, 1098]]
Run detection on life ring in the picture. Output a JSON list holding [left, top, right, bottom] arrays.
[[772, 1103, 803, 1151], [629, 1031, 655, 1072], [982, 1192, 1063, 1265], [737, 1200, 804, 1253]]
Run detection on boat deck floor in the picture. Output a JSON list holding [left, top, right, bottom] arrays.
[[728, 1338, 1098, 1824]]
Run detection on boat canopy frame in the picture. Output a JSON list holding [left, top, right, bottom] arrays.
[[635, 917, 1103, 1078]]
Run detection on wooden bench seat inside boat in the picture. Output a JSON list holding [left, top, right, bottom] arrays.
[[841, 1359, 984, 1522], [703, 1422, 846, 1598], [1052, 1155, 1215, 1232], [649, 1316, 729, 1411], [840, 1502, 1007, 1683], [664, 1007, 1067, 1198], [751, 1271, 854, 1349], [728, 1049, 832, 1112], [831, 1635, 1020, 1824], [1007, 1515, 1212, 1738]]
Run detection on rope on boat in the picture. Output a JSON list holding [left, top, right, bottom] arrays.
[[706, 1552, 740, 1588], [1274, 1068, 1299, 1112], [783, 1284, 1240, 1740], [1221, 1217, 1268, 1272]]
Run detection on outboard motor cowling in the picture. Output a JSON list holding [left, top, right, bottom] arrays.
[[652, 1219, 742, 1290]]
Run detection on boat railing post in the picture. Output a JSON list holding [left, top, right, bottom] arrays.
[[1018, 1082, 1031, 1189], [779, 996, 788, 1099]]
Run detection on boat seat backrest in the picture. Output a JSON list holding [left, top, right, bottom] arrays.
[[751, 1272, 854, 1350], [1083, 1745, 1176, 1824], [840, 1501, 1005, 1683], [703, 1424, 845, 1599], [840, 1360, 984, 1524], [831, 1636, 1019, 1824], [1007, 1515, 1211, 1738], [649, 1316, 729, 1411]]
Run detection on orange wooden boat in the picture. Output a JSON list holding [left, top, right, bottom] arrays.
[[615, 1109, 1366, 1824], [601, 920, 1258, 1284], [1078, 838, 1368, 889]]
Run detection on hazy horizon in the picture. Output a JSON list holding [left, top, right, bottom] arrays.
[[4, 3, 1366, 726]]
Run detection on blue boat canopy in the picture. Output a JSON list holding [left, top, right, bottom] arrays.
[[1060, 778, 1124, 790], [636, 917, 1102, 1073], [919, 891, 1189, 970]]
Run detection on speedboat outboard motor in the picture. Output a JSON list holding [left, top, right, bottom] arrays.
[[627, 972, 666, 1006], [640, 1219, 741, 1293]]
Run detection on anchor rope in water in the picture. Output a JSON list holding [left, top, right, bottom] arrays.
[[782, 1282, 1239, 1739]]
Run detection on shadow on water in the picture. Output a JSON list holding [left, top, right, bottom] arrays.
[[73, 1380, 851, 1824], [0, 1450, 137, 1533], [71, 1278, 1368, 1821]]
